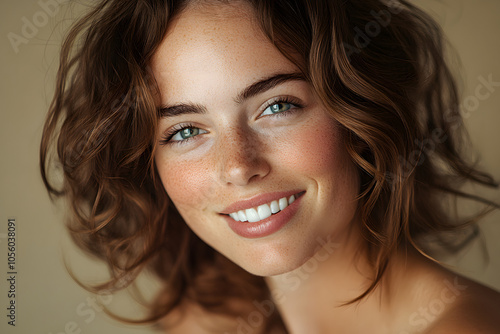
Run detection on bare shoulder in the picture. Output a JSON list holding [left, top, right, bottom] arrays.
[[394, 253, 500, 334], [424, 275, 500, 334]]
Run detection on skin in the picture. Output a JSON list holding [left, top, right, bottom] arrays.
[[152, 1, 360, 277], [152, 2, 500, 333]]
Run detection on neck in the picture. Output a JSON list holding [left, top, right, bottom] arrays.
[[264, 226, 409, 334]]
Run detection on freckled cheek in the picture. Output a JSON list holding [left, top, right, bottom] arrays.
[[156, 157, 214, 211], [276, 119, 346, 177]]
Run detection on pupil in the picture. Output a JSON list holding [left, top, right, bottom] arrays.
[[182, 128, 196, 138]]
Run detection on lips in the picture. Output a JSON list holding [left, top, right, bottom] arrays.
[[228, 193, 298, 223], [221, 191, 305, 238]]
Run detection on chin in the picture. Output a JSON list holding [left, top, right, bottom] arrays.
[[228, 240, 323, 278], [242, 260, 307, 278]]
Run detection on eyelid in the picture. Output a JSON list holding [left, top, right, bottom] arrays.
[[258, 96, 304, 118], [159, 123, 206, 145], [159, 95, 305, 145]]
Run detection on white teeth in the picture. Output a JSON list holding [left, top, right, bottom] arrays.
[[238, 210, 248, 222], [270, 200, 280, 214], [228, 193, 301, 223], [246, 208, 260, 223], [257, 204, 272, 220], [279, 197, 288, 211]]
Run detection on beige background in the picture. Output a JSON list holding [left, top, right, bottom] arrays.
[[0, 1, 499, 333]]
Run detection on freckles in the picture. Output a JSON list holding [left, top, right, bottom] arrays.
[[158, 158, 213, 209], [282, 119, 344, 176]]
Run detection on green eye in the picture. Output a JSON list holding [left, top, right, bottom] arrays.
[[262, 102, 292, 116], [171, 127, 205, 141]]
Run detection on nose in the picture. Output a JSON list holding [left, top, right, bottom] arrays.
[[217, 126, 270, 186]]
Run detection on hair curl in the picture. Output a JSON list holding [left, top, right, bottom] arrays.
[[40, 0, 498, 332]]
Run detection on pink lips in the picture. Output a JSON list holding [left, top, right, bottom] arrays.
[[221, 191, 305, 239]]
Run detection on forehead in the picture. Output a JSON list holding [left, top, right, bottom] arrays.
[[150, 2, 299, 104]]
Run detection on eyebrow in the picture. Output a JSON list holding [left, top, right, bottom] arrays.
[[235, 72, 306, 103], [158, 103, 207, 118], [158, 72, 306, 118]]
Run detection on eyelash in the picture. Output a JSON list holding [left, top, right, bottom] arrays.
[[159, 96, 304, 146], [259, 96, 303, 118], [160, 122, 198, 146]]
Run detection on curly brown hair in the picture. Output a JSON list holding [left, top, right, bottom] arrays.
[[40, 0, 498, 332]]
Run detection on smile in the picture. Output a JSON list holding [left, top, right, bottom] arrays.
[[228, 193, 299, 223], [222, 191, 305, 239]]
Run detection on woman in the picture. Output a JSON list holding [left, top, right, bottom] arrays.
[[40, 0, 500, 333]]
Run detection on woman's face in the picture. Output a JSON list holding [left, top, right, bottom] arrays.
[[152, 2, 360, 276]]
